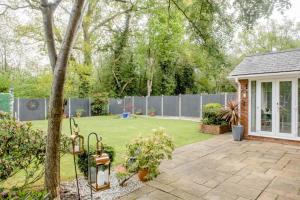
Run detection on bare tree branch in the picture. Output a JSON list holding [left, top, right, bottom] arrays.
[[169, 0, 207, 44], [40, 0, 57, 72], [90, 8, 132, 33], [0, 3, 30, 15]]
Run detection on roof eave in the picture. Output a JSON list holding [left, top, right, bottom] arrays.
[[228, 70, 300, 80]]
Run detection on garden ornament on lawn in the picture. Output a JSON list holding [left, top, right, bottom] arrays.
[[88, 132, 111, 198], [69, 117, 84, 200]]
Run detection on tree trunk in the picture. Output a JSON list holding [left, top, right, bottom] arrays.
[[147, 79, 152, 96], [146, 48, 154, 96], [44, 0, 86, 199]]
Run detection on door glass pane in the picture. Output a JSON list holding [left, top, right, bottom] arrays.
[[279, 81, 292, 133], [251, 81, 256, 132], [261, 82, 272, 132], [298, 79, 300, 136]]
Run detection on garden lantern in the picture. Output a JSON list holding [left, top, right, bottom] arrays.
[[90, 152, 111, 191], [70, 127, 84, 155]]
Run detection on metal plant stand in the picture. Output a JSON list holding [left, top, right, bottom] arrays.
[[69, 117, 81, 200], [87, 132, 102, 200]]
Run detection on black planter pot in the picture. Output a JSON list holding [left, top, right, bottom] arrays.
[[232, 125, 244, 141]]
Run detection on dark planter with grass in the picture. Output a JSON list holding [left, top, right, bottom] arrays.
[[200, 124, 231, 134], [232, 125, 244, 141], [200, 103, 229, 135]]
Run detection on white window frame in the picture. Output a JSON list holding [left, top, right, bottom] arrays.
[[247, 76, 300, 141]]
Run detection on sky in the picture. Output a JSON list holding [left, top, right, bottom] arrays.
[[1, 0, 300, 70], [271, 0, 300, 22]]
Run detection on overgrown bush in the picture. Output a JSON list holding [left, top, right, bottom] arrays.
[[91, 93, 109, 115], [202, 103, 228, 125], [77, 144, 115, 177], [1, 187, 46, 199], [0, 111, 70, 188]]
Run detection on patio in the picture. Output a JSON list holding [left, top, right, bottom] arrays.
[[120, 134, 300, 200]]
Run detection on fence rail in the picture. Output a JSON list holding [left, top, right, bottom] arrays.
[[108, 93, 237, 118]]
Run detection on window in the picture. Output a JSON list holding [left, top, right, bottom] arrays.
[[251, 81, 256, 132], [298, 79, 300, 137]]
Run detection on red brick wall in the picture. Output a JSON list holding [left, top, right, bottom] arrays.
[[239, 79, 249, 138], [239, 79, 300, 146]]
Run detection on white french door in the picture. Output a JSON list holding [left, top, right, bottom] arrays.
[[257, 79, 297, 138]]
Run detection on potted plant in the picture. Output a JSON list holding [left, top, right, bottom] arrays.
[[148, 107, 156, 116], [220, 101, 243, 141], [200, 103, 230, 134], [116, 128, 174, 184], [75, 108, 84, 118]]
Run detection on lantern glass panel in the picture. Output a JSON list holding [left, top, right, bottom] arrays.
[[89, 166, 97, 185], [96, 165, 109, 186], [74, 137, 81, 152]]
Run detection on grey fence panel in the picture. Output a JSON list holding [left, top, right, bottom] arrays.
[[181, 95, 201, 117], [202, 94, 225, 106], [19, 98, 46, 121], [163, 96, 179, 116], [109, 98, 124, 114], [148, 96, 162, 115], [134, 96, 146, 115], [69, 98, 89, 117], [124, 97, 133, 113], [227, 93, 237, 102]]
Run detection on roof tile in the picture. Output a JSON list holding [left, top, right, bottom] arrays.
[[230, 48, 300, 76]]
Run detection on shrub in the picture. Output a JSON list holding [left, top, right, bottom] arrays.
[[1, 187, 46, 199], [117, 128, 174, 184], [0, 111, 70, 188], [77, 144, 115, 178], [91, 93, 109, 116], [202, 103, 228, 125]]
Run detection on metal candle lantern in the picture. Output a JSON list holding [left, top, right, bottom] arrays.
[[91, 152, 111, 191], [70, 131, 84, 155], [70, 118, 84, 155], [88, 133, 111, 198]]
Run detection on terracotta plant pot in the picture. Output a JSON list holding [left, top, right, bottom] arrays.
[[149, 112, 155, 117], [138, 168, 149, 182]]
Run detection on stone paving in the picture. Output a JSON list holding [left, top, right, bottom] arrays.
[[119, 134, 300, 200]]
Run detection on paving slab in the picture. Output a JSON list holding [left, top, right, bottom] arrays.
[[119, 134, 300, 200]]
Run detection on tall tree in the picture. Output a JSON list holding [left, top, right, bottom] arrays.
[[234, 19, 300, 56], [40, 0, 86, 198]]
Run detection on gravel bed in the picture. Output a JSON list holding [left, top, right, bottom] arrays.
[[61, 172, 144, 200]]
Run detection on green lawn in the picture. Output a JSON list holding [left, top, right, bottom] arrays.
[[3, 115, 212, 188]]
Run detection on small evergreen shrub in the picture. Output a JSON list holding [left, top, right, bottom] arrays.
[[0, 111, 70, 187], [202, 103, 228, 125], [91, 93, 109, 116]]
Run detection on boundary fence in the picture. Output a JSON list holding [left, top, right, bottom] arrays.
[[0, 93, 237, 121], [108, 93, 237, 118], [12, 98, 91, 121]]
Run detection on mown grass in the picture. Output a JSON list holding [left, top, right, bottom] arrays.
[[2, 115, 212, 188]]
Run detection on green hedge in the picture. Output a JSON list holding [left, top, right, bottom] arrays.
[[202, 103, 228, 125]]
